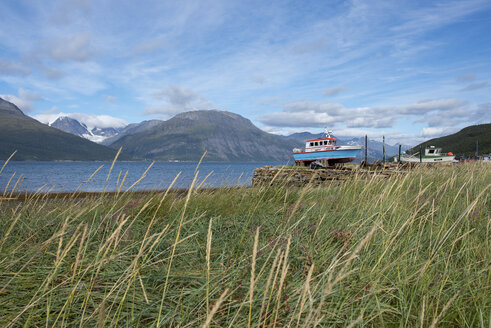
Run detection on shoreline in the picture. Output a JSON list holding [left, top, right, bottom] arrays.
[[0, 186, 238, 202]]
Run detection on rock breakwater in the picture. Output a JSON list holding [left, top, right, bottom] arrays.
[[252, 166, 397, 186]]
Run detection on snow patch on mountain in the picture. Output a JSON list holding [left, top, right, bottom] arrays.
[[33, 112, 127, 143]]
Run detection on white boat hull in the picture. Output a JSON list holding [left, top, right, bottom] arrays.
[[400, 155, 455, 163]]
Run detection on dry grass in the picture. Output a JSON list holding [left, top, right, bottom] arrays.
[[0, 162, 489, 327]]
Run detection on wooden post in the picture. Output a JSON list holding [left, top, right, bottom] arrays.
[[419, 145, 423, 163], [398, 144, 401, 163], [476, 140, 479, 159], [364, 135, 368, 165], [382, 136, 386, 166]]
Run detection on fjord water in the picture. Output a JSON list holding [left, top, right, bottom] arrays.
[[0, 161, 285, 193]]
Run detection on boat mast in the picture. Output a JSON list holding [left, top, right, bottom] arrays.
[[323, 127, 333, 139]]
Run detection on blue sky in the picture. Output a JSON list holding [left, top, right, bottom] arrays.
[[0, 0, 490, 145]]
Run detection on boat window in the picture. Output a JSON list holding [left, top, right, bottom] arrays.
[[324, 141, 327, 145], [309, 142, 313, 146], [315, 142, 318, 146], [428, 149, 434, 154]]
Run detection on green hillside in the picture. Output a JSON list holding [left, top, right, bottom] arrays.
[[109, 110, 301, 162], [0, 98, 130, 161], [409, 123, 491, 157]]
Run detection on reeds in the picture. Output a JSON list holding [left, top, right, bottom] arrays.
[[0, 162, 489, 327]]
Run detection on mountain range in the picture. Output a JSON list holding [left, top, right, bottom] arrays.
[[48, 116, 124, 143], [45, 110, 303, 162], [0, 98, 128, 161], [0, 98, 302, 162], [46, 112, 409, 162]]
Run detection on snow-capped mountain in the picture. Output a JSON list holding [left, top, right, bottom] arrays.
[[50, 117, 90, 137], [48, 116, 125, 143]]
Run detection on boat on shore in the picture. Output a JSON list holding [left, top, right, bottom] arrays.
[[292, 130, 362, 167], [400, 146, 455, 163]]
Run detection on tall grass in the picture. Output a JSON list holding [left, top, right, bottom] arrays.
[[0, 163, 489, 327]]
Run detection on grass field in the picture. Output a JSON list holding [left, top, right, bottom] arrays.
[[0, 162, 489, 327]]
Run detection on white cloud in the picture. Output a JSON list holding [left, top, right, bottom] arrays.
[[261, 125, 419, 147], [258, 111, 339, 128], [132, 39, 167, 54], [58, 73, 106, 96], [45, 106, 59, 114], [459, 82, 488, 92], [398, 98, 466, 115], [42, 66, 64, 79], [467, 103, 491, 124], [144, 85, 213, 116], [33, 112, 127, 130], [283, 101, 345, 114], [391, 0, 489, 36], [257, 98, 470, 129], [418, 127, 457, 138], [106, 95, 117, 102], [50, 0, 92, 25], [323, 86, 347, 96], [248, 97, 280, 107], [250, 75, 267, 85], [0, 59, 31, 76], [47, 33, 93, 62], [345, 116, 395, 129], [0, 88, 42, 112], [291, 39, 326, 54], [18, 88, 43, 101], [456, 73, 476, 82]]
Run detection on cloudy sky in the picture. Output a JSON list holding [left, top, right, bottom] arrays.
[[0, 0, 490, 145]]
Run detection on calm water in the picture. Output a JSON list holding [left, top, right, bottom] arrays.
[[0, 161, 286, 193]]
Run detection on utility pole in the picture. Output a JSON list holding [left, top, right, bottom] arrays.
[[419, 145, 423, 163], [364, 135, 368, 165], [398, 144, 401, 163], [476, 140, 479, 159]]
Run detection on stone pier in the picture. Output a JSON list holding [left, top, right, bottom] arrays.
[[252, 166, 395, 187]]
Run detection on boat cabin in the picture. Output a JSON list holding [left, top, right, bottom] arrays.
[[425, 146, 451, 157], [425, 146, 442, 156], [305, 137, 337, 152]]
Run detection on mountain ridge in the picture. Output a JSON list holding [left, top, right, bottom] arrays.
[[108, 110, 301, 162]]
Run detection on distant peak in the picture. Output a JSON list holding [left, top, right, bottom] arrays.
[[53, 116, 75, 123], [52, 116, 88, 129]]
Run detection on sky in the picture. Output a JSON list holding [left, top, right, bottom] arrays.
[[0, 0, 490, 145]]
